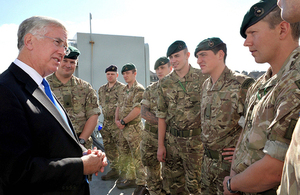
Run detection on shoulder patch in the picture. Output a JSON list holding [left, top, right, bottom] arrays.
[[241, 78, 255, 89], [295, 80, 300, 89], [137, 88, 145, 92]]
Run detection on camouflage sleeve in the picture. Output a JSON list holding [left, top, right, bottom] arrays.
[[277, 118, 300, 194], [156, 83, 167, 119], [116, 88, 123, 108], [85, 84, 101, 119], [132, 87, 144, 109], [141, 86, 151, 107], [264, 80, 300, 161], [98, 86, 104, 106]]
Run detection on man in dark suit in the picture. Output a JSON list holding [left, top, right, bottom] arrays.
[[0, 16, 107, 194]]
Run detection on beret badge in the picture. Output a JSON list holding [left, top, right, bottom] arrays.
[[254, 7, 264, 17]]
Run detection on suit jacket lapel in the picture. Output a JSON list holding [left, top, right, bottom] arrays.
[[10, 63, 78, 142], [32, 88, 77, 140]]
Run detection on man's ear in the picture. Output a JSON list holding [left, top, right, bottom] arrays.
[[279, 21, 290, 40], [218, 50, 225, 60], [24, 33, 34, 50]]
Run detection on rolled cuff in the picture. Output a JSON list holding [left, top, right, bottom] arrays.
[[156, 111, 167, 119], [86, 108, 101, 119], [132, 102, 141, 108], [263, 140, 289, 161], [141, 99, 150, 107]]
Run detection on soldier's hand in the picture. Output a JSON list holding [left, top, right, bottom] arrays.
[[115, 120, 125, 130], [223, 176, 240, 195], [222, 147, 235, 162], [157, 145, 166, 162]]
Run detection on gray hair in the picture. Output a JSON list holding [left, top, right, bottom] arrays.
[[17, 16, 67, 50]]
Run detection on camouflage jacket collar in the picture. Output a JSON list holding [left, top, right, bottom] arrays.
[[105, 80, 121, 91], [50, 73, 76, 88], [125, 80, 138, 91], [259, 46, 300, 91], [170, 64, 197, 83], [207, 66, 231, 91]]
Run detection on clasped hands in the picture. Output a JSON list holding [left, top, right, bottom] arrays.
[[81, 147, 108, 176]]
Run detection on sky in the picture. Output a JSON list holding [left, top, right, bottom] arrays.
[[0, 0, 270, 74]]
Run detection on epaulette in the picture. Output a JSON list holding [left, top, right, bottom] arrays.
[[241, 78, 255, 89]]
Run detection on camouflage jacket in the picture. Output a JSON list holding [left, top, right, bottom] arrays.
[[201, 66, 254, 151], [277, 118, 300, 194], [156, 65, 208, 130], [47, 74, 101, 134], [141, 81, 159, 129], [98, 81, 125, 123], [232, 47, 300, 187], [117, 80, 145, 123]]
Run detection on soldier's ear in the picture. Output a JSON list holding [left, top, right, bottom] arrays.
[[217, 50, 225, 61]]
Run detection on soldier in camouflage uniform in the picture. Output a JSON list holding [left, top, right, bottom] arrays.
[[47, 46, 100, 150], [115, 63, 148, 195], [140, 57, 172, 195], [277, 1, 300, 194], [222, 1, 300, 194], [98, 65, 126, 181], [194, 37, 255, 195], [277, 119, 300, 194], [156, 41, 209, 195]]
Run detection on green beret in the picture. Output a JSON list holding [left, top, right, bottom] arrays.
[[105, 65, 118, 73], [154, 57, 169, 70], [64, 45, 80, 59], [121, 63, 136, 73], [167, 40, 187, 57], [194, 37, 224, 57], [240, 0, 278, 38]]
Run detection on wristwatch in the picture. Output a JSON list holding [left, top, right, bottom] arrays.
[[227, 178, 239, 193], [79, 138, 86, 145], [120, 119, 126, 125]]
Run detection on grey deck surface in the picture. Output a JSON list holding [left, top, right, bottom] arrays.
[[89, 132, 136, 195], [89, 161, 135, 195]]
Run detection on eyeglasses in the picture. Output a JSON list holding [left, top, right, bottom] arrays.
[[35, 35, 70, 55]]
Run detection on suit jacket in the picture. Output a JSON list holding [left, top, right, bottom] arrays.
[[0, 63, 89, 194]]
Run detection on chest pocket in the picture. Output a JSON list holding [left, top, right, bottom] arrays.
[[71, 88, 86, 114], [212, 90, 238, 121], [63, 95, 73, 108], [184, 84, 201, 109], [205, 104, 211, 119]]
